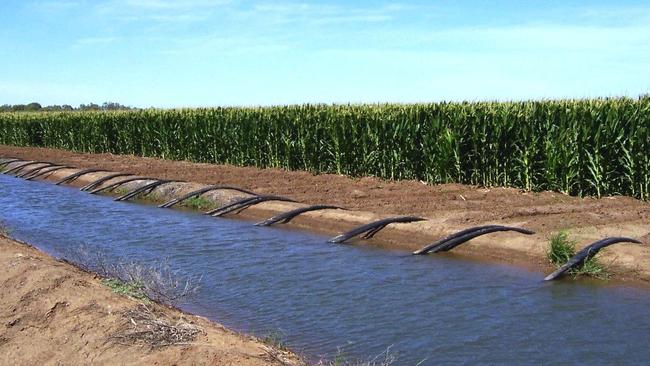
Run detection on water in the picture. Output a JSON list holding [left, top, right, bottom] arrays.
[[1, 174, 650, 365]]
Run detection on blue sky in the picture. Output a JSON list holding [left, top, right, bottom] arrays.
[[1, 1, 649, 107]]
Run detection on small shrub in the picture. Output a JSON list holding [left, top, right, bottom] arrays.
[[62, 245, 202, 306], [577, 256, 609, 279], [118, 259, 203, 305], [547, 232, 608, 279]]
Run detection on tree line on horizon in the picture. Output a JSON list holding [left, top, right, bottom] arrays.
[[0, 102, 135, 112]]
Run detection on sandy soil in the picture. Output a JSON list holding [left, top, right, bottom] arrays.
[[0, 236, 301, 366], [2, 145, 650, 284]]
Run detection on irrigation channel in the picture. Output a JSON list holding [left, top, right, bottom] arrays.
[[2, 174, 650, 364]]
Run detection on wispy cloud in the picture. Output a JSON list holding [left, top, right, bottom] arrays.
[[158, 33, 292, 56], [120, 0, 232, 9], [577, 5, 650, 25], [94, 0, 231, 25], [118, 13, 210, 23], [243, 2, 413, 25], [318, 19, 650, 56], [83, 2, 421, 54], [425, 23, 650, 51], [0, 80, 94, 105], [75, 36, 117, 45], [36, 0, 81, 8], [15, 1, 650, 106], [32, 0, 82, 12]]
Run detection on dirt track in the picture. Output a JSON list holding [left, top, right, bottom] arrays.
[[2, 145, 650, 283]]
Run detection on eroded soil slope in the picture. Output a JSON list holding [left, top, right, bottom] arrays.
[[0, 236, 300, 366], [2, 145, 649, 240]]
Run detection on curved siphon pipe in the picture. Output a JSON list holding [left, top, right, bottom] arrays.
[[159, 185, 258, 208], [55, 168, 111, 185], [3, 161, 52, 175], [413, 225, 503, 255], [207, 195, 297, 217], [414, 225, 535, 255], [88, 176, 158, 194], [544, 236, 642, 281], [0, 158, 22, 167], [229, 195, 297, 216], [15, 163, 58, 178], [80, 173, 134, 191], [328, 216, 426, 244], [255, 204, 345, 226], [25, 165, 76, 180], [114, 180, 176, 201], [363, 224, 389, 240], [204, 195, 259, 216]]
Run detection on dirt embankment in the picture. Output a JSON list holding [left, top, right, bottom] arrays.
[[2, 145, 650, 284], [0, 236, 301, 366]]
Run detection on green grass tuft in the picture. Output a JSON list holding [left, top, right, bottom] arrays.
[[102, 278, 151, 303], [181, 196, 215, 210], [0, 221, 10, 238], [547, 231, 609, 280], [315, 346, 401, 366], [547, 231, 576, 266], [110, 187, 131, 196], [260, 330, 288, 351]]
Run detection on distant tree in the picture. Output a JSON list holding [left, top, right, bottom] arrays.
[[25, 102, 42, 111], [0, 102, 135, 112], [79, 103, 101, 111], [102, 102, 123, 110]]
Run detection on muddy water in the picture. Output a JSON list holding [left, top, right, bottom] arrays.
[[2, 175, 650, 365]]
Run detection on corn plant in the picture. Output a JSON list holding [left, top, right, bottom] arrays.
[[0, 97, 648, 200]]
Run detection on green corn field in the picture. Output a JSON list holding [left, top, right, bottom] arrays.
[[1, 97, 649, 200]]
